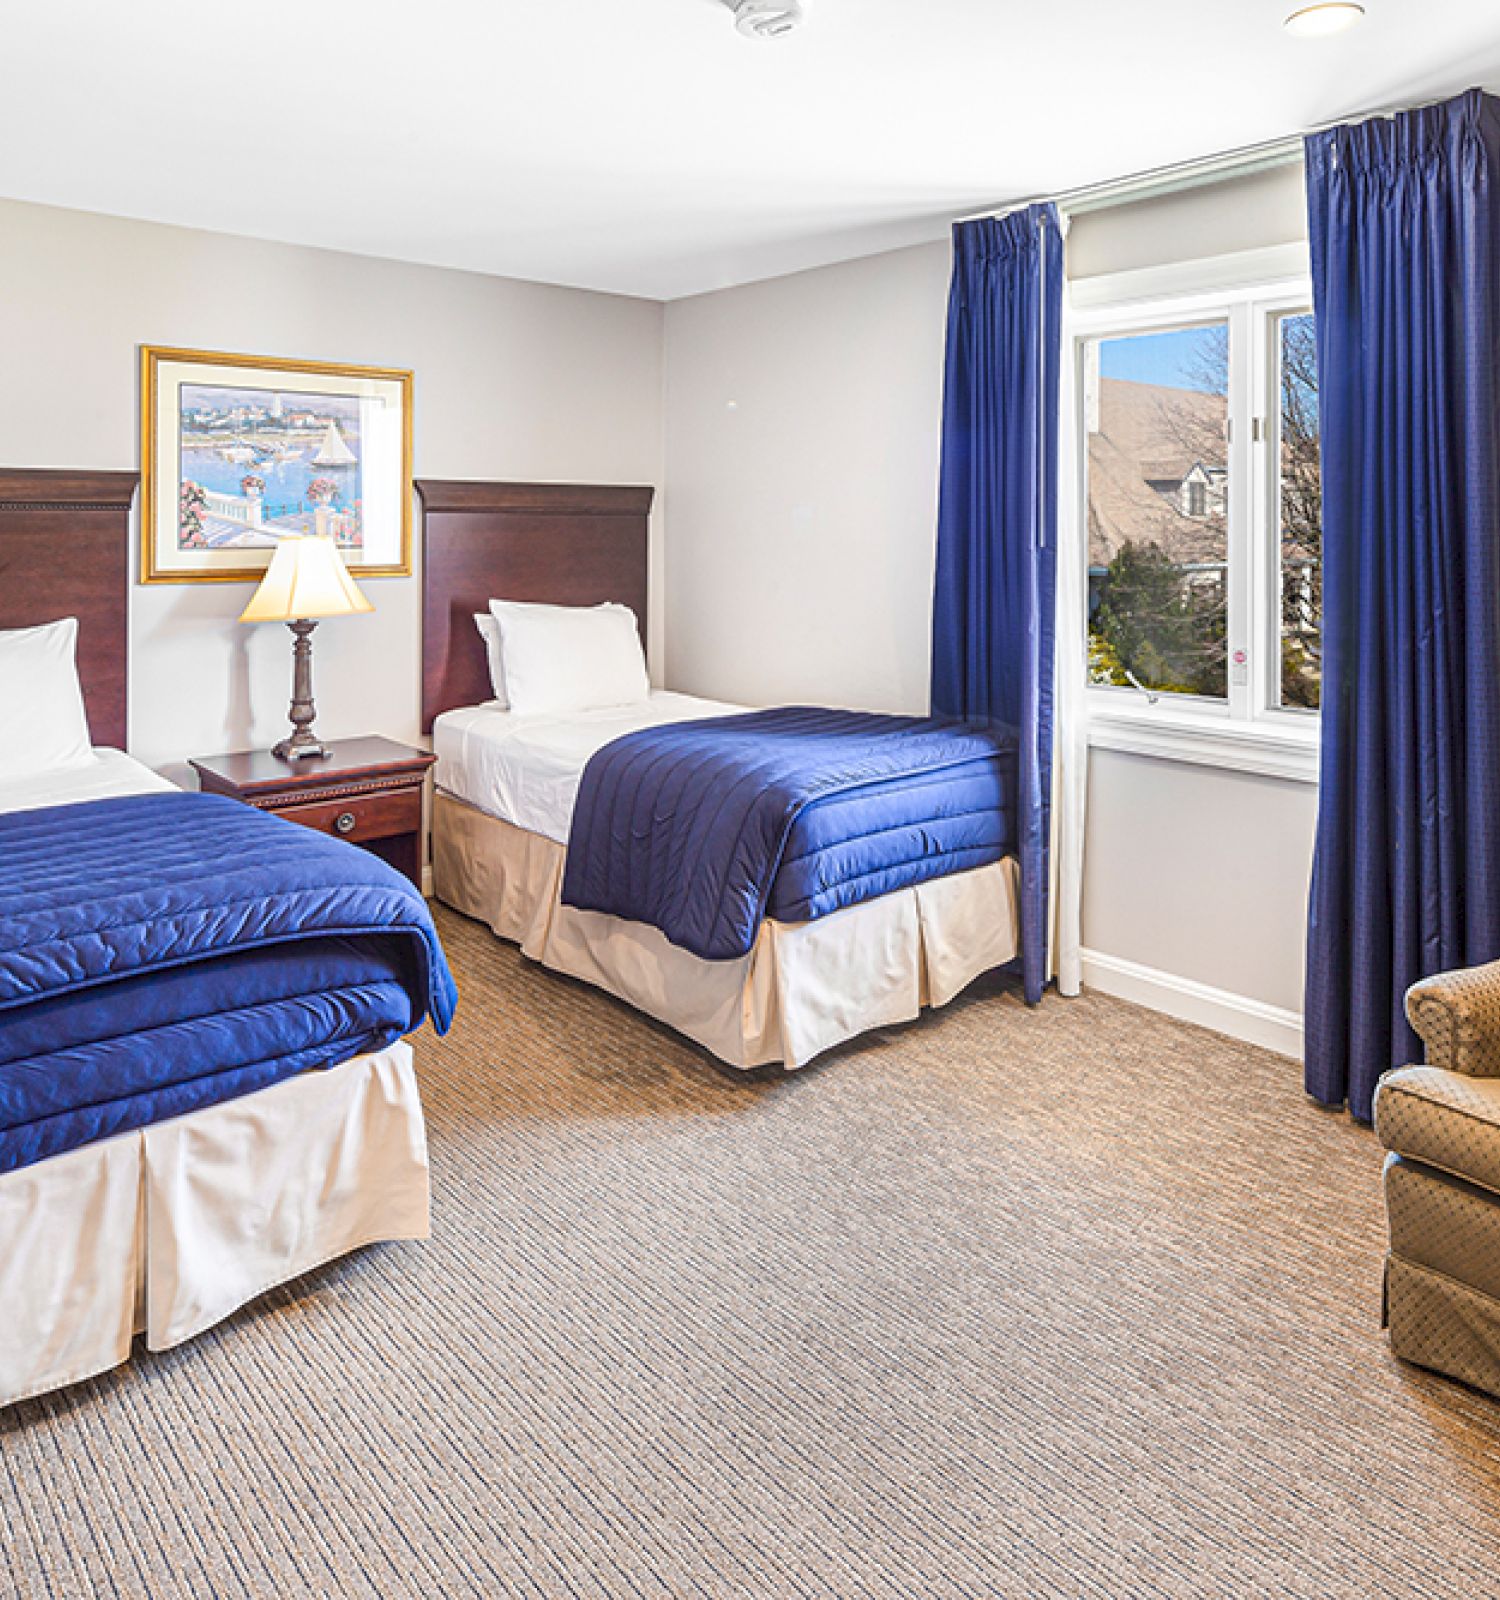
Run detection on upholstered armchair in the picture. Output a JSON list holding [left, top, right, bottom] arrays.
[[1375, 961, 1500, 1395]]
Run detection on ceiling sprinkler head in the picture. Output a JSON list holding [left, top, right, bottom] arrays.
[[729, 0, 805, 40]]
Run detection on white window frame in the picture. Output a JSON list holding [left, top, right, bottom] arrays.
[[1063, 245, 1319, 784]]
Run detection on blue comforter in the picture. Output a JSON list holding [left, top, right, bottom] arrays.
[[560, 706, 1014, 961], [0, 790, 456, 1175]]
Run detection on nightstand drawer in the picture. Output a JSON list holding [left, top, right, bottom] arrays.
[[272, 787, 421, 844]]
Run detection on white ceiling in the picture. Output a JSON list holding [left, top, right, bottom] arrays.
[[3, 0, 1498, 301]]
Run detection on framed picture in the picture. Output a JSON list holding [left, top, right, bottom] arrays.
[[140, 346, 413, 583]]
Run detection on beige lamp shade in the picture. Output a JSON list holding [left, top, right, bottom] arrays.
[[239, 537, 375, 624]]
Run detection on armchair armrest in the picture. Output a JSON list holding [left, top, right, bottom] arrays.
[[1406, 960, 1500, 1076]]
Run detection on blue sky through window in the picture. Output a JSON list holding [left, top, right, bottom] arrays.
[[1098, 325, 1226, 394]]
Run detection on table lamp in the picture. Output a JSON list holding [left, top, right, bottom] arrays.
[[240, 536, 374, 761]]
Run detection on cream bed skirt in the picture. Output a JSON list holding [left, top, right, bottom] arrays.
[[434, 791, 1020, 1070], [0, 1043, 429, 1411]]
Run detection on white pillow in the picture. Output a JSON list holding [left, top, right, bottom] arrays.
[[473, 602, 631, 710], [473, 601, 634, 710], [0, 617, 96, 781], [488, 599, 650, 716], [473, 613, 509, 709]]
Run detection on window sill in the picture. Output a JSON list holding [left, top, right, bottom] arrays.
[[1086, 704, 1319, 784]]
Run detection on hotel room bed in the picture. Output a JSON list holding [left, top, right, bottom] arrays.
[[421, 480, 1023, 1071], [434, 695, 1020, 1069], [0, 469, 454, 1410], [0, 744, 452, 1408], [1, 742, 450, 1408]]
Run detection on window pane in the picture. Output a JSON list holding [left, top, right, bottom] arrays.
[[1276, 311, 1322, 709], [1085, 322, 1229, 701]]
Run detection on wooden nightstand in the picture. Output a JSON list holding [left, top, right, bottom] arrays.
[[190, 736, 436, 889]]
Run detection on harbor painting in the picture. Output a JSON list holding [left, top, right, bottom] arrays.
[[141, 348, 412, 583], [178, 385, 366, 553]]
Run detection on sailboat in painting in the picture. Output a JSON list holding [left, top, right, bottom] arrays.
[[312, 421, 357, 468]]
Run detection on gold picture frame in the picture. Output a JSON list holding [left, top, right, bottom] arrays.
[[140, 345, 413, 584]]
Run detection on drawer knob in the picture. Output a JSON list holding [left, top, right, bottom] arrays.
[[335, 811, 357, 835]]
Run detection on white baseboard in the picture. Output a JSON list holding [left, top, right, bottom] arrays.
[[1080, 948, 1303, 1059]]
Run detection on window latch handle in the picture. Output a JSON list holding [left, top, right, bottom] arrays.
[[1123, 669, 1162, 707]]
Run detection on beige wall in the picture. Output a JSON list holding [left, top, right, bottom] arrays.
[[0, 197, 664, 779], [1081, 750, 1317, 1010], [663, 161, 1317, 1022], [1066, 164, 1309, 278], [664, 239, 951, 713]]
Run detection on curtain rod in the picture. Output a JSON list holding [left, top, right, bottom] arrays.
[[959, 97, 1416, 226], [956, 134, 1304, 227]]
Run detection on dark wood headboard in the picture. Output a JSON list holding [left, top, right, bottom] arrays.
[[419, 479, 654, 730], [0, 468, 137, 751]]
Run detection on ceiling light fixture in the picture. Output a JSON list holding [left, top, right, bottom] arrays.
[[726, 0, 806, 40], [1284, 3, 1366, 37]]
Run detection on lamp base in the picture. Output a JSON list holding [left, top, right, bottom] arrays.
[[273, 618, 332, 763], [273, 731, 332, 762]]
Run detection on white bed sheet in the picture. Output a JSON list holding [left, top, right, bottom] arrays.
[[0, 746, 174, 814], [433, 689, 742, 842]]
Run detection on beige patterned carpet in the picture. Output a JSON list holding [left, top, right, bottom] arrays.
[[6, 906, 1500, 1599]]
